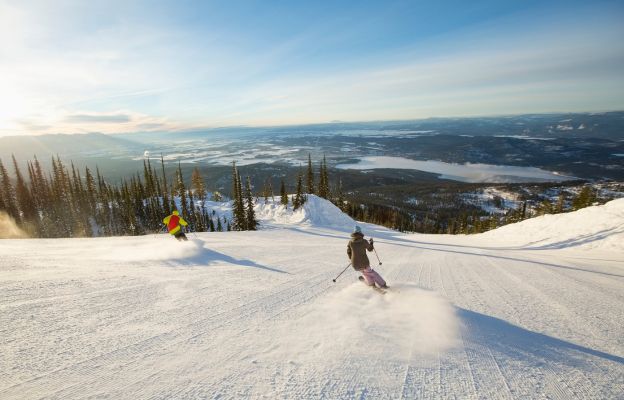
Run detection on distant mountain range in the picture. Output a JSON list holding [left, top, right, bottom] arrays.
[[1, 111, 623, 182]]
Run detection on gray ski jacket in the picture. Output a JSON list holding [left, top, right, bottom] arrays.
[[347, 232, 374, 271]]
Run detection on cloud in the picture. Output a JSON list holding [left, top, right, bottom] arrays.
[[64, 113, 132, 123], [5, 111, 184, 136], [0, 1, 622, 136], [207, 21, 624, 125], [135, 122, 166, 130]]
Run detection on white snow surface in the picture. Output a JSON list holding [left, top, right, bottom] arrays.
[[476, 198, 624, 252], [193, 195, 355, 231], [1, 200, 623, 399], [254, 195, 355, 230]]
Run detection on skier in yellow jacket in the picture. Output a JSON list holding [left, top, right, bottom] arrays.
[[163, 210, 189, 241]]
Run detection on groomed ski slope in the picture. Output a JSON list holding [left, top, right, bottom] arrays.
[[1, 196, 623, 399]]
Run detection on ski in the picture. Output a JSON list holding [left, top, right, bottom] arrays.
[[359, 276, 387, 294]]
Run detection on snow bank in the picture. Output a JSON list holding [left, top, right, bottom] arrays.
[[258, 283, 459, 364], [479, 198, 624, 252], [255, 195, 355, 230]]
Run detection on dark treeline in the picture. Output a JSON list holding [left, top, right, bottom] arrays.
[[344, 183, 604, 234], [0, 153, 334, 238], [230, 162, 257, 231], [0, 152, 606, 238], [0, 155, 232, 238]]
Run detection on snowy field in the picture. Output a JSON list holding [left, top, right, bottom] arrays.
[[1, 197, 623, 399]]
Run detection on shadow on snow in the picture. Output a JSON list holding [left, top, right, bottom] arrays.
[[165, 243, 289, 274], [459, 308, 624, 367], [376, 240, 624, 279]]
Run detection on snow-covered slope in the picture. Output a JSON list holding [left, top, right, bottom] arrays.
[[1, 200, 622, 399], [254, 195, 355, 230], [476, 198, 624, 252]]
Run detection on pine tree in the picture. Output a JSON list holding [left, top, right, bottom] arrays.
[[306, 153, 315, 194], [0, 171, 5, 212], [294, 173, 304, 210], [268, 179, 274, 202], [32, 157, 48, 196], [33, 157, 54, 237], [470, 213, 479, 234], [335, 178, 345, 211], [175, 162, 190, 221], [143, 159, 155, 197], [317, 154, 330, 199], [13, 155, 37, 229], [0, 180, 5, 215], [26, 161, 40, 229], [160, 155, 171, 216], [84, 167, 97, 216], [262, 179, 270, 204], [60, 157, 76, 236], [50, 157, 72, 237], [71, 162, 90, 236], [191, 167, 207, 202], [95, 166, 112, 236], [280, 179, 288, 207], [556, 191, 566, 213], [0, 158, 19, 221], [447, 219, 456, 234], [572, 186, 596, 211], [245, 177, 257, 230], [460, 213, 469, 234], [536, 199, 554, 215], [231, 162, 246, 230], [187, 189, 197, 231], [488, 215, 498, 231]]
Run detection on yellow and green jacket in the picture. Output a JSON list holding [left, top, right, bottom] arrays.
[[163, 212, 188, 235]]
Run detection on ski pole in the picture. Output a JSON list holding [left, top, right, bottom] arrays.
[[373, 248, 382, 266], [332, 263, 352, 283]]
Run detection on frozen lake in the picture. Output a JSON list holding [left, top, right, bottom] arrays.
[[336, 156, 575, 183]]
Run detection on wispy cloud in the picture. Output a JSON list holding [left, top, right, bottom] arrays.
[[0, 1, 622, 136], [13, 111, 181, 136], [175, 19, 624, 125], [64, 113, 132, 124]]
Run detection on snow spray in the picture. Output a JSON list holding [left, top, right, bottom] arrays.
[[258, 283, 460, 364], [0, 212, 28, 239]]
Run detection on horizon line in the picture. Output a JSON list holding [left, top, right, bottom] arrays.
[[2, 109, 622, 139]]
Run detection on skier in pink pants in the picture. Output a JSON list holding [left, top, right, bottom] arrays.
[[347, 226, 388, 289]]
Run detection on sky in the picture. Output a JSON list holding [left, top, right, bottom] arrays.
[[1, 0, 623, 136]]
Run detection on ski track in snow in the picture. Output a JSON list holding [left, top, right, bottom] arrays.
[[1, 198, 623, 399]]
